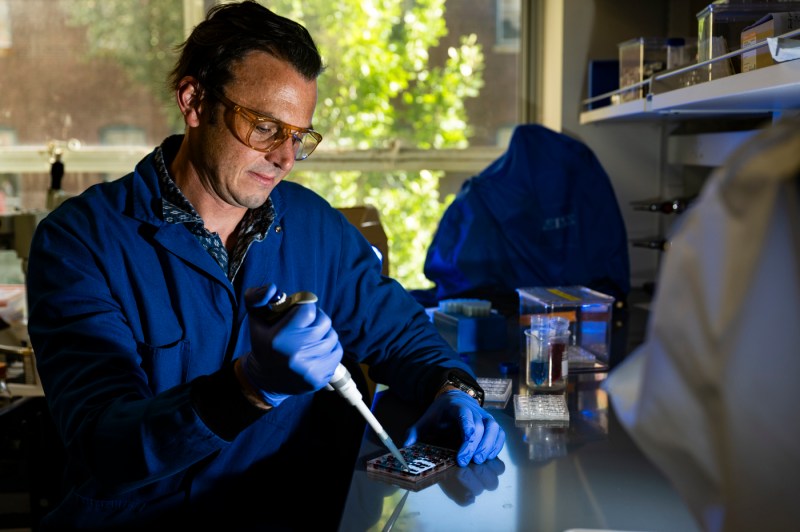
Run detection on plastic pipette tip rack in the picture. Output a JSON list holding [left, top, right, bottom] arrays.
[[514, 394, 569, 422], [477, 377, 513, 406], [366, 442, 457, 491], [438, 298, 493, 317]]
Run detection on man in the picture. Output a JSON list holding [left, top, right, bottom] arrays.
[[26, 2, 505, 529]]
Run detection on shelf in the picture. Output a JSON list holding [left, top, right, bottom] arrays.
[[580, 60, 800, 125], [579, 97, 650, 124]]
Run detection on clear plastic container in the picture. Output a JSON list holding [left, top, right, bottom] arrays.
[[517, 286, 615, 371], [617, 37, 668, 101], [696, 1, 800, 80], [653, 37, 700, 92]]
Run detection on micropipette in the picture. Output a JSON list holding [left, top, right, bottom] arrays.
[[251, 290, 410, 470]]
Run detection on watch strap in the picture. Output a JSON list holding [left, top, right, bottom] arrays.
[[438, 368, 485, 406]]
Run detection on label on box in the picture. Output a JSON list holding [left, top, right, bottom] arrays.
[[741, 12, 800, 71]]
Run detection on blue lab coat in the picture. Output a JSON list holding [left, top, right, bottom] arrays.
[[422, 124, 630, 303], [26, 141, 469, 529]]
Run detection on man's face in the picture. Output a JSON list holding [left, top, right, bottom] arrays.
[[192, 51, 318, 210]]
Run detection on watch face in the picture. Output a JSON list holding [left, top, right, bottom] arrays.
[[449, 376, 484, 405]]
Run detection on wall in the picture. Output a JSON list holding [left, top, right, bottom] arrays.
[[540, 0, 712, 289]]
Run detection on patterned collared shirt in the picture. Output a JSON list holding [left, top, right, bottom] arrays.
[[154, 137, 275, 281]]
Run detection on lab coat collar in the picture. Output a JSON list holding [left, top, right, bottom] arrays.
[[125, 145, 232, 288]]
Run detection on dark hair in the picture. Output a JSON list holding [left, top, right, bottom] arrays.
[[169, 1, 323, 94]]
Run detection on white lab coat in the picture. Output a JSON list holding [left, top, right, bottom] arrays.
[[605, 118, 800, 532]]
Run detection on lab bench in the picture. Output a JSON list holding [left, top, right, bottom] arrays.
[[338, 292, 699, 532]]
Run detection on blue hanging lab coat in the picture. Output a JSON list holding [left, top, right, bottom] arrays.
[[26, 142, 469, 528], [423, 124, 630, 303]]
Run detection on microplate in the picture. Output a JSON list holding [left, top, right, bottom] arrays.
[[513, 394, 569, 422], [477, 377, 513, 406], [366, 442, 457, 491]]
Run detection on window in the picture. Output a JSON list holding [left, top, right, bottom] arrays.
[[100, 125, 147, 147], [0, 0, 525, 288], [0, 127, 18, 212], [496, 0, 521, 49], [100, 125, 147, 182], [0, 0, 11, 53], [0, 127, 15, 147]]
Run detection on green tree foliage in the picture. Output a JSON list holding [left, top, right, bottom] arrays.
[[60, 0, 484, 289], [273, 0, 483, 289]]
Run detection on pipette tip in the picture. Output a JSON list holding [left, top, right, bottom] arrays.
[[382, 435, 410, 470]]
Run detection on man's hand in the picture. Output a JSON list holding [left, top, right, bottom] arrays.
[[403, 390, 506, 467], [240, 284, 343, 408]]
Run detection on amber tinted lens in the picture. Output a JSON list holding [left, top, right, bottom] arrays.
[[295, 131, 321, 160], [232, 106, 321, 160], [248, 120, 282, 148]]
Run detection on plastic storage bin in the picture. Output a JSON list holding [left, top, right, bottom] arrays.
[[617, 37, 668, 102], [696, 0, 800, 80], [517, 286, 614, 371], [650, 36, 701, 92]]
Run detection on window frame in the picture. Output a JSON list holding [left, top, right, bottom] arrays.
[[0, 0, 536, 175]]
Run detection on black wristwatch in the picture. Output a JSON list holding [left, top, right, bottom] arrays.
[[439, 370, 485, 406]]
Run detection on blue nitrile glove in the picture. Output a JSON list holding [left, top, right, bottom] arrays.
[[241, 284, 343, 408], [403, 390, 506, 467]]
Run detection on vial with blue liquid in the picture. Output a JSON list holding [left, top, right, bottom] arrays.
[[525, 316, 570, 392]]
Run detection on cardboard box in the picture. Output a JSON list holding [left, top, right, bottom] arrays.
[[741, 12, 800, 72], [337, 205, 390, 276]]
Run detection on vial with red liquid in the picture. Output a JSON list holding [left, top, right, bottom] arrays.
[[525, 316, 570, 392]]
